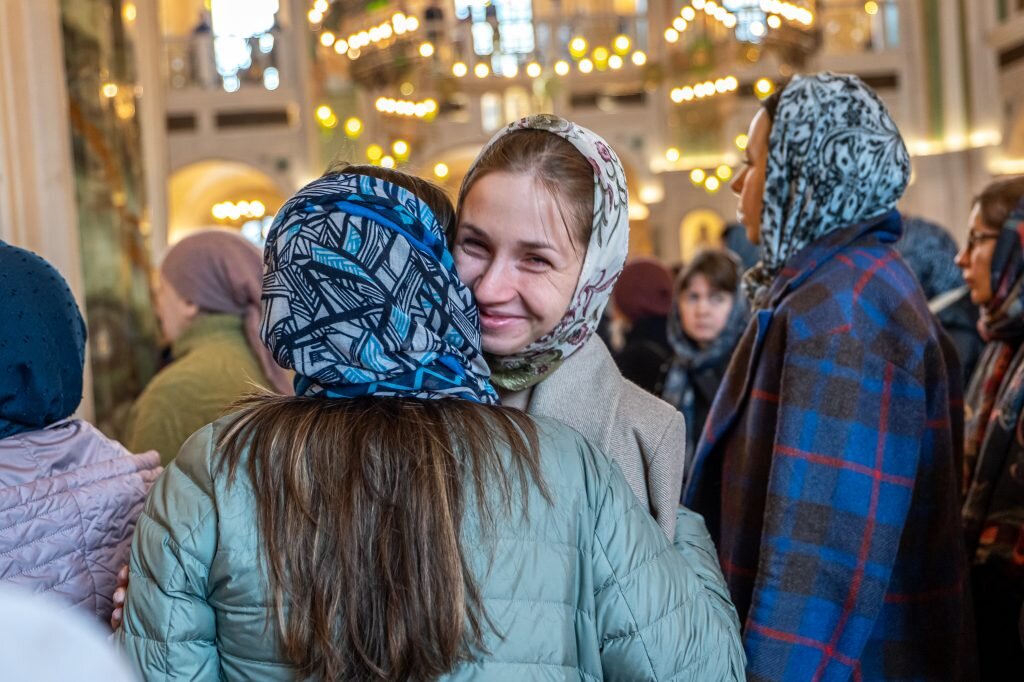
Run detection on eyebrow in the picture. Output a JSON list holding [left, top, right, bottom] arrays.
[[460, 223, 559, 252]]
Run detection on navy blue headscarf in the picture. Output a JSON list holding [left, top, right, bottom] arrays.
[[261, 173, 498, 404], [0, 242, 87, 439]]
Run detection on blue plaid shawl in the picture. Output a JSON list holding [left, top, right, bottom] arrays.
[[685, 212, 975, 680], [261, 173, 497, 404]]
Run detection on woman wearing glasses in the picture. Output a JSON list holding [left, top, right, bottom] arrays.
[[956, 175, 1024, 677]]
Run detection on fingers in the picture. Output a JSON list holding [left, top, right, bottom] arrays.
[[110, 607, 123, 632]]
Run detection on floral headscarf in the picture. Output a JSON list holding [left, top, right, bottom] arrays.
[[744, 73, 911, 307], [462, 114, 630, 391], [261, 173, 497, 404]]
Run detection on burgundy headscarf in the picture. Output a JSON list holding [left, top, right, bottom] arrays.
[[160, 231, 292, 394], [612, 258, 674, 323]]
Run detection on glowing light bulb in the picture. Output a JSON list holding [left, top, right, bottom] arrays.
[[419, 42, 434, 57], [690, 168, 707, 184], [474, 63, 490, 78], [665, 148, 681, 163], [608, 55, 623, 69], [392, 140, 409, 156], [735, 133, 749, 150], [526, 62, 542, 78], [453, 62, 468, 77], [579, 58, 594, 73], [434, 163, 450, 179], [613, 35, 631, 54], [554, 60, 570, 76], [569, 36, 588, 58], [344, 117, 363, 137], [665, 28, 680, 43], [716, 165, 733, 180], [865, 1, 879, 15], [705, 176, 721, 192], [316, 105, 333, 121], [631, 51, 647, 66]]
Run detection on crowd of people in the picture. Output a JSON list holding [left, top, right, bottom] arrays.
[[2, 71, 1023, 680]]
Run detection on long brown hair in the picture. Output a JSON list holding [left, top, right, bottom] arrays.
[[218, 166, 547, 681], [457, 129, 594, 249]]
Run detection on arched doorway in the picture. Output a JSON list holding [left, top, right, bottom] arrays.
[[168, 160, 288, 246], [678, 209, 726, 263]]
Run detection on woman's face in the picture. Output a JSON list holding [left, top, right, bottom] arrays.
[[955, 203, 1001, 306], [731, 108, 772, 245], [455, 171, 585, 356], [679, 274, 735, 348], [154, 273, 198, 343]]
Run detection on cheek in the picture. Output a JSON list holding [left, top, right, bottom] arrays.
[[454, 252, 484, 286]]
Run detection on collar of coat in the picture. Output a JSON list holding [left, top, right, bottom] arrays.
[[762, 209, 904, 311], [526, 336, 621, 453]]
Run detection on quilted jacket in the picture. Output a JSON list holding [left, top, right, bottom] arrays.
[[118, 413, 745, 680], [0, 419, 161, 623]]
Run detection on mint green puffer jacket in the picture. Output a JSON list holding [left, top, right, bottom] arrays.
[[117, 414, 744, 680]]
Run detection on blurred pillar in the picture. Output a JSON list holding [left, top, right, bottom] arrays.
[[132, 0, 171, 259], [0, 0, 94, 420]]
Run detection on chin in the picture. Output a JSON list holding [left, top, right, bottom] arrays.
[[481, 334, 530, 358]]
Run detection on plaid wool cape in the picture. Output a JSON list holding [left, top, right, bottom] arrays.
[[685, 212, 976, 681]]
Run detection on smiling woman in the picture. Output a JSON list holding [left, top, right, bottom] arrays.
[[456, 158, 589, 357], [453, 115, 691, 541]]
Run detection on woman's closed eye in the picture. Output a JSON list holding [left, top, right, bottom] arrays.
[[523, 254, 553, 270], [458, 238, 489, 257]]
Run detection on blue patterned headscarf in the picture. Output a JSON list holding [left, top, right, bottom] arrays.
[[261, 173, 498, 404], [744, 73, 911, 306], [0, 242, 87, 439]]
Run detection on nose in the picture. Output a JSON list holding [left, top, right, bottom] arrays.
[[954, 244, 970, 270], [472, 258, 516, 306]]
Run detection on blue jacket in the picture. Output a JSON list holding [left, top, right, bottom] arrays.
[[685, 212, 976, 681]]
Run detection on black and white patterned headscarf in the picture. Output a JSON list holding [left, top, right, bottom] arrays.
[[743, 73, 911, 306]]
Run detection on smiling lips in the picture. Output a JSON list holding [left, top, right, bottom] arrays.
[[479, 309, 527, 333]]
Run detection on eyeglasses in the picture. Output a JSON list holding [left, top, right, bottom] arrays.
[[965, 230, 999, 252]]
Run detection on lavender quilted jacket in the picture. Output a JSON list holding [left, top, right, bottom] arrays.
[[0, 419, 161, 622]]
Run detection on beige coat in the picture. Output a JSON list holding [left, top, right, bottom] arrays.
[[517, 336, 687, 537]]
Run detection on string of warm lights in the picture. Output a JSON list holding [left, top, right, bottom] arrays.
[[364, 138, 414, 169], [452, 47, 646, 81], [759, 0, 815, 27], [561, 34, 647, 73], [665, 1, 738, 43], [375, 97, 438, 119], [689, 165, 734, 194], [669, 76, 739, 103], [212, 200, 267, 222], [314, 11, 421, 61]]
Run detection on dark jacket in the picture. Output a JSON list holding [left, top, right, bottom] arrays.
[[662, 350, 732, 483], [931, 286, 984, 386], [685, 213, 976, 680], [615, 315, 671, 394]]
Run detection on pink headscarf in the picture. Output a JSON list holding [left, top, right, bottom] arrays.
[[160, 230, 292, 394]]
